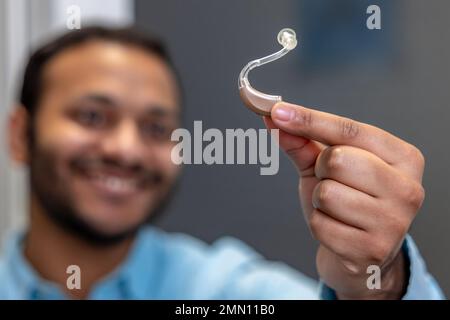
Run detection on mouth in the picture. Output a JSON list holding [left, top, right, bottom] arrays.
[[74, 168, 156, 200], [88, 173, 141, 197]]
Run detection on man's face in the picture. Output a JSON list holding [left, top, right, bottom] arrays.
[[27, 40, 181, 242]]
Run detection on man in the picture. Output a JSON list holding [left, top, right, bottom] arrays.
[[0, 26, 444, 299]]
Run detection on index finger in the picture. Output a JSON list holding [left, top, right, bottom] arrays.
[[271, 101, 414, 166]]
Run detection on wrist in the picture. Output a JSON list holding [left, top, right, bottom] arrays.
[[336, 251, 408, 300]]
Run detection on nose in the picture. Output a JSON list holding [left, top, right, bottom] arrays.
[[101, 119, 148, 167]]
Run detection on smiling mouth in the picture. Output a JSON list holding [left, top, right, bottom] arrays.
[[88, 173, 141, 197], [70, 158, 163, 199], [74, 166, 153, 199]]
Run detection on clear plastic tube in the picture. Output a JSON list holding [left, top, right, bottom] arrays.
[[239, 28, 298, 116]]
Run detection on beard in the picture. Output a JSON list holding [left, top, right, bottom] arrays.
[[28, 136, 178, 247]]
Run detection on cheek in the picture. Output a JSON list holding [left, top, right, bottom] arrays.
[[35, 108, 98, 155], [154, 144, 181, 180], [33, 124, 100, 191]]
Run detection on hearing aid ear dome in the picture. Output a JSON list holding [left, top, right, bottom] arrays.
[[277, 28, 297, 50]]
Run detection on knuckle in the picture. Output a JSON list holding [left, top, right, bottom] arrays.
[[401, 182, 425, 209], [339, 118, 360, 140], [315, 180, 335, 208], [407, 145, 426, 168], [326, 147, 346, 171]]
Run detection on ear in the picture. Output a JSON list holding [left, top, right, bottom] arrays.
[[8, 106, 30, 165]]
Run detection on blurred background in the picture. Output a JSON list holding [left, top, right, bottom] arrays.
[[1, 0, 450, 297]]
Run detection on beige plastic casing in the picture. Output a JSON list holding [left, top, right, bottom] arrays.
[[239, 79, 281, 116]]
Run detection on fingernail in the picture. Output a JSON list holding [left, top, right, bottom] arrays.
[[272, 105, 293, 121]]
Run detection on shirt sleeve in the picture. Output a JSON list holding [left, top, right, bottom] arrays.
[[319, 235, 445, 300]]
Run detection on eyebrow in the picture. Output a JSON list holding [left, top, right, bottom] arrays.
[[75, 94, 120, 108], [73, 93, 179, 117], [143, 106, 176, 118]]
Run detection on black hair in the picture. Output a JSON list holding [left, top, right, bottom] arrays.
[[19, 25, 183, 117]]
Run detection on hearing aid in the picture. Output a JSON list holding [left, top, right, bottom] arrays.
[[238, 28, 298, 116]]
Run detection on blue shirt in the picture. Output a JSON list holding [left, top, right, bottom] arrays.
[[0, 226, 444, 299]]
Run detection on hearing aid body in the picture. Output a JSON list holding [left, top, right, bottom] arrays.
[[238, 28, 298, 116]]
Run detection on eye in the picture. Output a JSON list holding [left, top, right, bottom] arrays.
[[75, 109, 107, 128], [141, 121, 171, 141]]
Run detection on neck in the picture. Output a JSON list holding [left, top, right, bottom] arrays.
[[23, 193, 135, 299]]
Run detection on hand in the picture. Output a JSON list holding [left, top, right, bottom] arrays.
[[264, 102, 425, 299]]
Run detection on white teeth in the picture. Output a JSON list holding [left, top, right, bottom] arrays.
[[106, 177, 121, 190], [93, 175, 137, 194]]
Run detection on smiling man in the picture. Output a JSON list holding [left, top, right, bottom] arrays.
[[0, 26, 444, 300]]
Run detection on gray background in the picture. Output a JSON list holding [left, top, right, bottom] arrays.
[[136, 0, 450, 296]]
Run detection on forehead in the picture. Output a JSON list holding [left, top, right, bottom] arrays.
[[41, 40, 180, 111]]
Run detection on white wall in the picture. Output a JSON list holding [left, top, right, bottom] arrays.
[[0, 0, 134, 245]]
